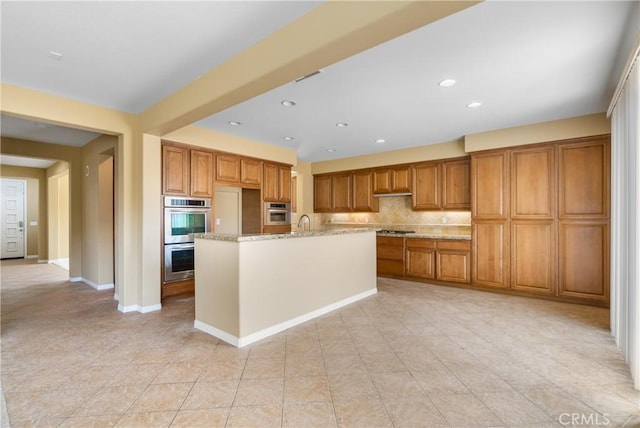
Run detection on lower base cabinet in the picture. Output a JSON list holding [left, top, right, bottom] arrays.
[[376, 236, 405, 276], [436, 240, 471, 283], [406, 239, 436, 279], [263, 225, 292, 234]]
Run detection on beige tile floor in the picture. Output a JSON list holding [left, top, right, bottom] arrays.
[[1, 259, 638, 428]]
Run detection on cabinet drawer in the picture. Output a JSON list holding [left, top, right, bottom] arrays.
[[436, 240, 470, 251], [406, 238, 436, 249], [376, 236, 404, 247], [377, 245, 404, 260]]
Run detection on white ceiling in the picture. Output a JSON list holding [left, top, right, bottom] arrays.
[[1, 1, 637, 164]]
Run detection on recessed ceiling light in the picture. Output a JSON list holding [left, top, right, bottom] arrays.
[[438, 79, 456, 87], [466, 102, 482, 109], [228, 121, 242, 126], [49, 51, 63, 61], [281, 100, 296, 107], [283, 136, 294, 141], [336, 122, 348, 127], [326, 149, 336, 152], [376, 139, 386, 144]]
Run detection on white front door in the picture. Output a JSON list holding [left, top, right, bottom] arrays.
[[1, 179, 26, 259]]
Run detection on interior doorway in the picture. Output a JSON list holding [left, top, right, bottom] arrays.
[[48, 169, 69, 270], [0, 179, 26, 259]]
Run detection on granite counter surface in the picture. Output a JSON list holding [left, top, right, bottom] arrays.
[[192, 228, 377, 242]]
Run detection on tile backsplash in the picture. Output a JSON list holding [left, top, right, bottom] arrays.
[[316, 196, 471, 235]]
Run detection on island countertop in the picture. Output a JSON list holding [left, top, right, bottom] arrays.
[[192, 228, 376, 242]]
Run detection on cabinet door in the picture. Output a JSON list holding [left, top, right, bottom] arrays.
[[314, 175, 332, 213], [352, 170, 378, 212], [373, 169, 392, 194], [442, 159, 470, 210], [278, 165, 292, 202], [436, 240, 471, 284], [263, 163, 279, 202], [472, 151, 509, 219], [406, 239, 436, 279], [472, 220, 509, 288], [190, 150, 214, 198], [391, 166, 411, 193], [558, 222, 609, 302], [162, 145, 189, 195], [511, 146, 554, 219], [216, 154, 241, 184], [412, 162, 441, 210], [511, 221, 555, 294], [558, 138, 610, 219], [241, 158, 262, 187], [291, 176, 297, 213], [376, 236, 405, 276], [331, 173, 352, 212]]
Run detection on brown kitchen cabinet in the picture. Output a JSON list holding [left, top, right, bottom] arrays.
[[373, 165, 411, 195], [314, 175, 332, 212], [405, 238, 436, 279], [331, 173, 353, 212], [471, 135, 610, 306], [411, 163, 441, 210], [163, 144, 214, 198], [216, 154, 242, 184], [264, 162, 291, 202], [376, 236, 405, 276], [162, 145, 189, 196], [353, 170, 379, 212], [472, 151, 509, 219], [558, 221, 609, 302], [313, 170, 378, 213], [190, 150, 214, 198], [291, 176, 297, 213], [412, 157, 470, 211], [442, 158, 471, 210], [241, 158, 263, 187], [510, 220, 555, 294], [263, 224, 292, 234], [472, 220, 509, 288], [436, 240, 471, 284]]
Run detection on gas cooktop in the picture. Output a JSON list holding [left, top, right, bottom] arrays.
[[377, 230, 416, 234]]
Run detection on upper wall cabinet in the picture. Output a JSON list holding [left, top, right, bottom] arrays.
[[373, 166, 411, 195], [216, 154, 263, 189], [313, 170, 379, 213], [264, 162, 291, 202], [163, 145, 189, 196], [163, 144, 214, 198], [412, 157, 470, 211], [241, 158, 263, 187]]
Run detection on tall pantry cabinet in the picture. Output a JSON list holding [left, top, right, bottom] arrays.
[[471, 135, 610, 306]]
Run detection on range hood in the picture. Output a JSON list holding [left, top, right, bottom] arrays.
[[373, 192, 412, 197]]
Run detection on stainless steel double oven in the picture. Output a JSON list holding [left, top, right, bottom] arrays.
[[163, 196, 211, 282]]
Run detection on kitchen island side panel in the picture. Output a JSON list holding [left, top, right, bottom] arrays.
[[237, 232, 377, 337], [194, 239, 240, 337]]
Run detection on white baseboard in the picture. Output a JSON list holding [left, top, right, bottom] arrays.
[[69, 276, 82, 282], [25, 255, 37, 259], [194, 288, 378, 347], [79, 277, 114, 290], [114, 293, 120, 302], [117, 303, 162, 313], [50, 258, 69, 270]]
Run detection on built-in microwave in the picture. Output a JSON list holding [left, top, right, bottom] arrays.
[[264, 202, 291, 226], [164, 197, 211, 244]]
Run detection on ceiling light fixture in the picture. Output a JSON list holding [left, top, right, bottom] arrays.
[[438, 79, 456, 87], [376, 139, 386, 144], [283, 136, 294, 141], [336, 122, 349, 127], [281, 100, 296, 107], [466, 102, 482, 109], [228, 121, 242, 126], [326, 149, 336, 152], [49, 51, 63, 61]]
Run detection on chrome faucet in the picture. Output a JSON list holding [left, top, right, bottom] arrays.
[[297, 214, 311, 232]]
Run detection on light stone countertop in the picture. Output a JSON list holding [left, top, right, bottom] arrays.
[[193, 228, 470, 242], [192, 228, 377, 242]]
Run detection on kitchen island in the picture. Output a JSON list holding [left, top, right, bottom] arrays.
[[192, 228, 377, 347]]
